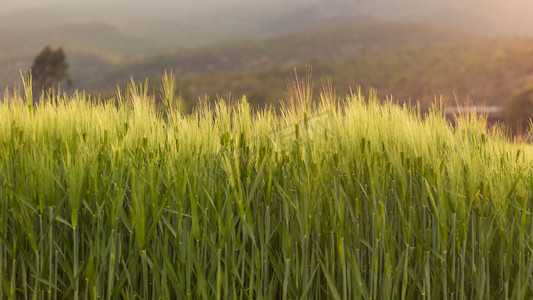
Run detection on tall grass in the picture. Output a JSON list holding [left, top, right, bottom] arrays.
[[0, 75, 533, 299]]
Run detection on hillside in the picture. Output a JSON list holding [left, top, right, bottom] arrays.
[[0, 23, 131, 89], [0, 21, 232, 90], [4, 0, 532, 95], [153, 36, 533, 111], [80, 20, 474, 93], [0, 0, 358, 90]]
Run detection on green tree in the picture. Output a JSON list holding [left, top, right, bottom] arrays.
[[30, 46, 71, 92]]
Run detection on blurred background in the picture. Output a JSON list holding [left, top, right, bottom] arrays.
[[2, 0, 533, 121]]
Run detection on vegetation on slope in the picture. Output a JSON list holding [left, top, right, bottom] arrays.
[[1, 18, 470, 93], [84, 20, 473, 92], [151, 36, 533, 114], [1, 76, 533, 298]]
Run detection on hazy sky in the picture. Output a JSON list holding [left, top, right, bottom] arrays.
[[0, 0, 58, 12], [2, 0, 533, 35], [0, 0, 452, 15], [0, 0, 523, 15]]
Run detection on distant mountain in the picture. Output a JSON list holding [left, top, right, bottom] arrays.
[[144, 35, 532, 114], [0, 23, 142, 57], [0, 22, 137, 90], [0, 0, 367, 90], [80, 19, 475, 93], [3, 0, 531, 93]]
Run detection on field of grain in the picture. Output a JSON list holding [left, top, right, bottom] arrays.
[[1, 75, 533, 299]]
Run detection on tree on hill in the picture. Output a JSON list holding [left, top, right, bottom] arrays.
[[30, 46, 72, 93]]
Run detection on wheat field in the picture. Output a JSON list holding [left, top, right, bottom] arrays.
[[1, 74, 532, 299]]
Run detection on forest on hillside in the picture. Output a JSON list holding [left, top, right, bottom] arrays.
[[112, 36, 533, 117]]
